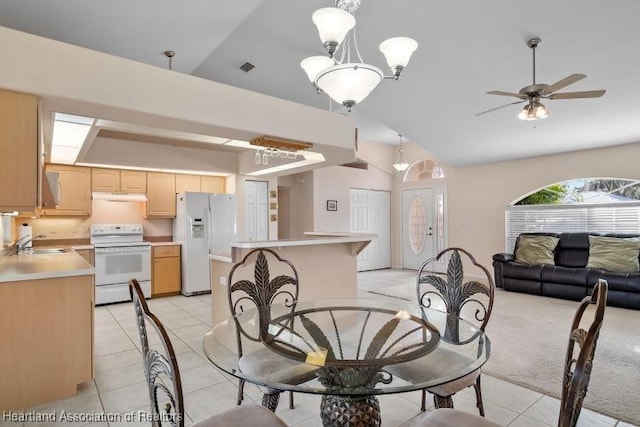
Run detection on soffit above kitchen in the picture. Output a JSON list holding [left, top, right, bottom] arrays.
[[0, 25, 356, 177]]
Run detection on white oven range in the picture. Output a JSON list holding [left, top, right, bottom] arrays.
[[90, 224, 151, 305]]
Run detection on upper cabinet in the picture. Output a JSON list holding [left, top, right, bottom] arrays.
[[91, 168, 120, 192], [0, 89, 38, 212], [41, 164, 92, 216], [121, 170, 147, 193], [92, 168, 146, 193], [201, 176, 226, 193], [175, 175, 226, 194], [175, 174, 201, 193], [145, 172, 175, 218]]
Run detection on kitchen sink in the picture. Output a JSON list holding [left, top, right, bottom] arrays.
[[21, 248, 69, 255]]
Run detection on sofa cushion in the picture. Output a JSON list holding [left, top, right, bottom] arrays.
[[587, 269, 640, 293], [556, 233, 591, 267], [587, 236, 640, 273], [541, 265, 589, 285], [514, 235, 559, 265], [503, 262, 543, 280]]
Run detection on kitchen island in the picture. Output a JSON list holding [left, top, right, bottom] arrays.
[[209, 232, 376, 324], [0, 250, 95, 411]]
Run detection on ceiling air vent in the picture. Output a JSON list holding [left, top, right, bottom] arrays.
[[240, 62, 255, 73]]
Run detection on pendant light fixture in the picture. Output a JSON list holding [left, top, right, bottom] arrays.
[[301, 0, 418, 111], [393, 134, 409, 172]]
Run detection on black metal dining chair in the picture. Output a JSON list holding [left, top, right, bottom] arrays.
[[128, 278, 288, 427], [389, 247, 495, 415], [227, 248, 318, 412], [399, 279, 609, 427]]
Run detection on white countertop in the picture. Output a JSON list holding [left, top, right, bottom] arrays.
[[0, 251, 95, 283], [149, 241, 182, 247], [210, 253, 232, 263], [229, 232, 377, 249]]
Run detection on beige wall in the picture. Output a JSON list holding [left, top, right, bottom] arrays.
[[312, 164, 393, 233], [445, 142, 640, 269], [277, 172, 314, 238]]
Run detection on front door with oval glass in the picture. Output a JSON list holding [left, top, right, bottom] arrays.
[[402, 189, 435, 270]]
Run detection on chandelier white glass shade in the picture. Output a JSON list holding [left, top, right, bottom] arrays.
[[311, 8, 355, 57], [393, 134, 409, 171], [379, 37, 419, 77], [301, 1, 418, 111], [518, 99, 549, 121]]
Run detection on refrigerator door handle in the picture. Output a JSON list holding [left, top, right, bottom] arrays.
[[207, 203, 213, 254]]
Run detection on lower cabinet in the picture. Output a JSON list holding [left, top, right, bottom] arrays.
[[152, 244, 181, 296], [0, 275, 94, 410]]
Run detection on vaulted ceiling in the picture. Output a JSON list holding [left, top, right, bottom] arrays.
[[1, 0, 639, 167]]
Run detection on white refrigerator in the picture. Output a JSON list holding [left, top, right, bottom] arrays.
[[173, 192, 236, 296]]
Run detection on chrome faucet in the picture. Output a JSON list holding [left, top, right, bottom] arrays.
[[16, 233, 47, 254]]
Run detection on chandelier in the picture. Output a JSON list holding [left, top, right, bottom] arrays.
[[300, 0, 418, 111]]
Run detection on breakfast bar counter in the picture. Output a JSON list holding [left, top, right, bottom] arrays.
[[209, 232, 376, 324]]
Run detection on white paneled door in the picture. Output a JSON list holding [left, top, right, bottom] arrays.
[[351, 189, 391, 271], [402, 188, 435, 270], [246, 180, 268, 241]]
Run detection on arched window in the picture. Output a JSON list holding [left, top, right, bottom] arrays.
[[505, 178, 640, 251], [403, 160, 445, 183]]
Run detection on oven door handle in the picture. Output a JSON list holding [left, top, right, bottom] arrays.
[[94, 247, 150, 255]]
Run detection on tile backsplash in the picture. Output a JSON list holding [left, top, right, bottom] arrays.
[[15, 200, 172, 242]]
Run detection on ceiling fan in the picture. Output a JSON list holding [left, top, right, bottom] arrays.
[[476, 37, 606, 120]]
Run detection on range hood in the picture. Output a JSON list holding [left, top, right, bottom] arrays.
[[92, 192, 148, 202]]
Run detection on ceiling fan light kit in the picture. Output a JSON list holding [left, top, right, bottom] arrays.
[[477, 37, 606, 121], [300, 0, 418, 111]]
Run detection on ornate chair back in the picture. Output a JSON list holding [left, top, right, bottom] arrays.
[[558, 279, 608, 427], [227, 248, 300, 352], [129, 279, 184, 427], [417, 247, 495, 342]]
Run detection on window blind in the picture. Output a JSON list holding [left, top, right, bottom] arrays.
[[505, 203, 640, 252]]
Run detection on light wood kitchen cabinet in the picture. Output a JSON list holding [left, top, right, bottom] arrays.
[[91, 168, 120, 192], [201, 176, 226, 193], [152, 244, 181, 296], [145, 172, 176, 217], [120, 170, 147, 193], [41, 164, 92, 216], [0, 274, 94, 411], [175, 174, 201, 193], [0, 89, 39, 212], [92, 168, 146, 193]]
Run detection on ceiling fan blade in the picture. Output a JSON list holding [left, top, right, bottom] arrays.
[[487, 90, 528, 99], [548, 90, 606, 100], [541, 73, 586, 95], [475, 100, 526, 116]]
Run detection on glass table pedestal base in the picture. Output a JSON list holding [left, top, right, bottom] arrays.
[[320, 394, 381, 427]]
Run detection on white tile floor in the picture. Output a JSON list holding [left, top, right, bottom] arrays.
[[2, 269, 636, 427]]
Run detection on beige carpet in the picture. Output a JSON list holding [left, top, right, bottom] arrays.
[[369, 284, 640, 424]]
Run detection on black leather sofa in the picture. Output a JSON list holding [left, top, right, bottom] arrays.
[[493, 232, 640, 309]]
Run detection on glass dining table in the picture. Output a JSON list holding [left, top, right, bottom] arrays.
[[202, 298, 490, 427]]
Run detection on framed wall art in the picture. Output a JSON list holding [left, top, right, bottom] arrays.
[[326, 200, 337, 211]]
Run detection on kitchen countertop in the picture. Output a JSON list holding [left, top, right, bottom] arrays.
[[149, 241, 181, 247], [229, 232, 377, 249], [0, 251, 95, 283]]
